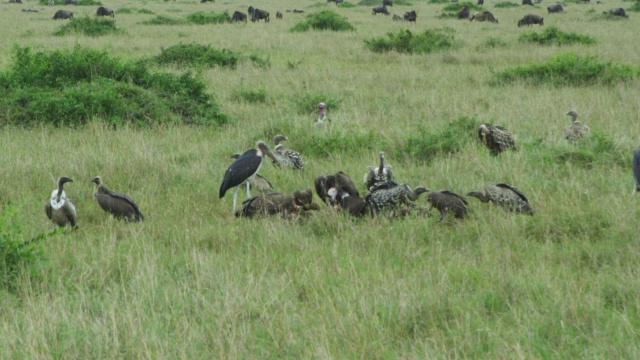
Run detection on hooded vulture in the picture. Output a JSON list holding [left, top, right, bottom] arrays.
[[91, 176, 144, 222], [467, 183, 534, 215], [45, 176, 77, 228]]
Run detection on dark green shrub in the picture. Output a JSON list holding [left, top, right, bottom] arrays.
[[364, 28, 457, 54], [187, 11, 231, 24], [338, 2, 356, 7], [303, 131, 382, 157], [142, 15, 186, 25], [492, 52, 637, 86], [518, 26, 596, 46], [439, 2, 485, 18], [53, 17, 122, 37], [626, 2, 640, 11], [139, 8, 154, 14], [290, 10, 355, 32], [151, 43, 239, 68], [0, 45, 228, 127], [494, 1, 519, 7], [402, 116, 477, 162]]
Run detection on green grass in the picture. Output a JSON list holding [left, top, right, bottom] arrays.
[[290, 10, 355, 32], [150, 43, 240, 68], [364, 28, 457, 53], [518, 26, 596, 46], [1, 0, 640, 357], [142, 15, 186, 25], [186, 11, 231, 24]]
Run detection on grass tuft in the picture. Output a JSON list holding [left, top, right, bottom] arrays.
[[142, 15, 187, 25], [364, 28, 457, 54], [53, 17, 122, 37], [403, 116, 477, 162], [518, 26, 596, 46], [150, 43, 240, 69], [290, 10, 355, 32], [186, 11, 231, 24]]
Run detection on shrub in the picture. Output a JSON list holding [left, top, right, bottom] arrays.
[[151, 43, 240, 68], [302, 131, 382, 157], [139, 8, 154, 14], [492, 52, 637, 86], [117, 7, 154, 14], [142, 15, 186, 25], [626, 2, 640, 12], [439, 2, 485, 18], [187, 11, 231, 24], [53, 17, 122, 37], [518, 26, 596, 46], [290, 10, 355, 32], [0, 45, 228, 127], [494, 1, 519, 7], [364, 28, 457, 54], [338, 2, 356, 7], [230, 88, 268, 103], [403, 116, 477, 162]]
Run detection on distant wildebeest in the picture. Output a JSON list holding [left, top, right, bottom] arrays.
[[547, 4, 564, 13], [522, 0, 534, 5], [231, 10, 247, 23], [404, 10, 417, 21], [518, 14, 544, 26], [292, 9, 304, 13], [96, 6, 114, 17], [276, 11, 282, 19], [53, 9, 73, 19], [9, 0, 23, 3], [248, 5, 254, 16], [383, 0, 393, 6], [477, 0, 484, 5], [64, 0, 76, 5], [22, 8, 38, 11], [470, 11, 498, 23], [372, 5, 389, 15], [458, 6, 469, 18], [251, 8, 269, 22], [605, 8, 628, 17], [392, 13, 402, 21]]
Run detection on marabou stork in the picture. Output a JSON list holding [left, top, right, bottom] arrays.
[[467, 183, 533, 215], [91, 176, 144, 222], [564, 110, 590, 143], [364, 151, 395, 190], [230, 153, 273, 194], [478, 123, 516, 155], [45, 176, 77, 228], [273, 135, 304, 169], [219, 141, 279, 212]]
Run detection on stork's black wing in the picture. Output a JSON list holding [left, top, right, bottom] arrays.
[[219, 149, 261, 198]]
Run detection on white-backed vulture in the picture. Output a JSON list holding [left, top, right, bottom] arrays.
[[45, 176, 77, 228]]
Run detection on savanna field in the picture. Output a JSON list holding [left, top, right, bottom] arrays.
[[1, 0, 640, 357]]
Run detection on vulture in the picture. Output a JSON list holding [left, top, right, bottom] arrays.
[[45, 176, 77, 228], [314, 171, 360, 209], [365, 181, 428, 216], [273, 135, 304, 169], [364, 151, 395, 190], [467, 183, 534, 215], [220, 141, 279, 212], [478, 123, 516, 155], [564, 110, 590, 143], [633, 142, 640, 196], [425, 190, 469, 220], [91, 176, 144, 222], [235, 189, 318, 218], [315, 102, 329, 127], [230, 153, 273, 193], [328, 187, 369, 217]]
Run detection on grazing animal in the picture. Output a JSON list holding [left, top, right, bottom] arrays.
[[273, 135, 304, 170], [458, 6, 470, 19], [45, 177, 77, 228], [404, 10, 417, 22], [64, 0, 77, 5], [605, 8, 628, 17], [467, 183, 534, 215], [52, 10, 73, 19], [235, 189, 316, 218], [292, 9, 304, 13], [633, 142, 640, 196], [393, 14, 403, 21], [248, 5, 254, 16], [230, 154, 273, 193], [470, 11, 498, 23], [426, 190, 469, 220], [91, 176, 144, 222], [251, 8, 269, 22], [219, 141, 279, 212], [276, 11, 282, 19], [478, 123, 516, 155], [96, 6, 114, 17], [315, 171, 360, 209], [364, 151, 395, 190], [522, 0, 534, 5], [232, 11, 247, 23], [518, 14, 544, 26], [22, 8, 39, 12], [383, 0, 393, 6], [564, 110, 589, 142], [372, 5, 389, 15], [547, 4, 564, 13], [365, 181, 429, 217]]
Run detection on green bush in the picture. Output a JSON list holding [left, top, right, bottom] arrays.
[[290, 10, 355, 32], [142, 15, 187, 25], [187, 11, 231, 24], [230, 88, 268, 103], [492, 52, 637, 86], [0, 45, 228, 127], [53, 17, 122, 37], [518, 26, 596, 46], [364, 28, 457, 54], [151, 43, 239, 68], [403, 116, 477, 162], [303, 131, 382, 157], [338, 2, 356, 7], [626, 2, 640, 11], [139, 8, 154, 14], [117, 7, 154, 14], [494, 1, 519, 8]]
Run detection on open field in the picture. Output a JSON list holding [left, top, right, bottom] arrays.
[[1, 0, 640, 357]]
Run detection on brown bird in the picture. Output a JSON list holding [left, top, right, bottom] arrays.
[[564, 110, 590, 143], [91, 176, 144, 222], [364, 151, 395, 190], [467, 183, 534, 215], [315, 171, 360, 209], [478, 123, 516, 155], [45, 176, 77, 228], [425, 190, 469, 220]]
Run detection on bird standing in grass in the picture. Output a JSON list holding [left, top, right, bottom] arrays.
[[426, 190, 469, 220], [273, 135, 304, 169], [478, 123, 516, 155], [45, 176, 77, 228], [315, 102, 329, 127], [364, 151, 395, 189], [230, 153, 273, 194], [92, 176, 144, 222], [467, 183, 534, 215], [564, 110, 590, 143]]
